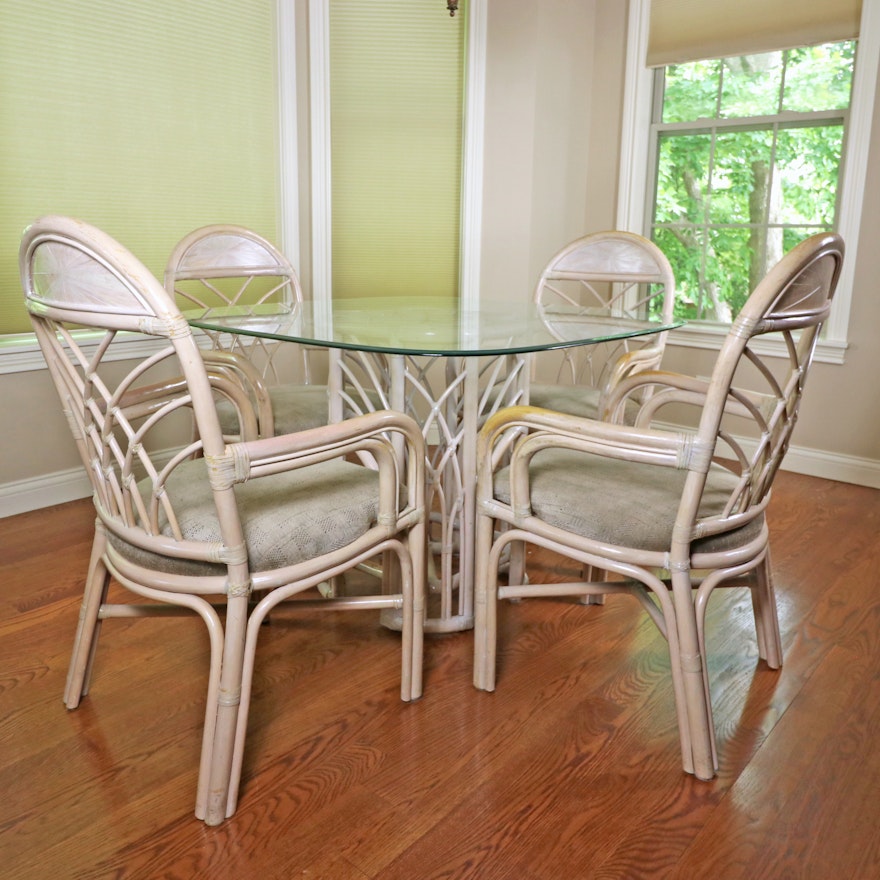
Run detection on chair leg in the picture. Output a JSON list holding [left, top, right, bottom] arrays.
[[692, 578, 719, 773], [225, 597, 266, 820], [579, 564, 606, 605], [223, 538, 426, 820], [407, 523, 427, 702], [473, 512, 501, 692], [64, 524, 110, 709], [506, 537, 527, 589], [751, 552, 783, 669], [670, 568, 716, 780], [202, 594, 249, 826]]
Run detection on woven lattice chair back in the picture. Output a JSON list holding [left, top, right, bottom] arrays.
[[166, 225, 329, 436], [23, 217, 235, 494], [619, 231, 845, 555], [530, 230, 676, 419], [21, 216, 426, 826], [166, 225, 303, 382]]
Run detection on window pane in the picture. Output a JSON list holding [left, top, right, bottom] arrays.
[[662, 60, 721, 123], [783, 42, 855, 112], [652, 226, 704, 321], [709, 129, 774, 224], [707, 226, 752, 317], [719, 52, 783, 118], [0, 1, 279, 335], [781, 227, 821, 254], [775, 125, 843, 226], [330, 0, 465, 300], [655, 132, 711, 225]]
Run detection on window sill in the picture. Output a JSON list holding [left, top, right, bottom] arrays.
[[668, 323, 847, 364], [0, 330, 211, 375]]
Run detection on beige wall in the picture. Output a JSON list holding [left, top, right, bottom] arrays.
[[2, 0, 878, 512], [1, 369, 83, 485], [480, 0, 598, 302]]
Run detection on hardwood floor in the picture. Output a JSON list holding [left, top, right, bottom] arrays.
[[1, 471, 879, 879]]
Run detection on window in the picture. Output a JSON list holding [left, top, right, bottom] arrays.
[[0, 1, 279, 363], [618, 0, 880, 361], [306, 0, 487, 312], [649, 42, 854, 323], [328, 0, 465, 301]]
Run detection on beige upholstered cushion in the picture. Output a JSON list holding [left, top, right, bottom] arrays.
[[494, 448, 763, 554], [109, 457, 382, 575], [216, 385, 386, 436], [528, 383, 603, 420], [528, 383, 641, 423], [216, 384, 329, 435]]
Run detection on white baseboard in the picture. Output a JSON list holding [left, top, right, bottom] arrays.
[[0, 446, 178, 519], [2, 437, 878, 519], [0, 467, 93, 518], [772, 444, 880, 489]]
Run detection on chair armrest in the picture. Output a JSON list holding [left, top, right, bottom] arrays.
[[216, 410, 427, 519], [600, 370, 711, 425], [236, 409, 423, 464], [480, 405, 692, 464], [606, 344, 663, 382], [598, 345, 664, 417], [477, 405, 711, 515]]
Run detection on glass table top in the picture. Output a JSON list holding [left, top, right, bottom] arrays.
[[185, 296, 682, 357]]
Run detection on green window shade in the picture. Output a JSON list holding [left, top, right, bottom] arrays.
[[0, 0, 279, 334], [329, 0, 465, 300]]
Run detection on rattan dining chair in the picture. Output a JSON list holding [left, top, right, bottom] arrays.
[[165, 224, 330, 438], [529, 230, 676, 420], [474, 232, 844, 781], [21, 216, 426, 826]]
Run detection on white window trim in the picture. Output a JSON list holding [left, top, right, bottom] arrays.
[[277, 0, 301, 275], [305, 0, 487, 316], [618, 0, 880, 364], [0, 329, 217, 375]]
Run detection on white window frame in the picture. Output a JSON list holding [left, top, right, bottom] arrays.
[[302, 0, 487, 315], [618, 0, 880, 364]]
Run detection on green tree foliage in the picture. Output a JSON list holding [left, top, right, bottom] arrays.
[[651, 41, 854, 321]]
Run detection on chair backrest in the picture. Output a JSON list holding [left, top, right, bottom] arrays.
[[628, 232, 844, 558], [21, 216, 248, 574], [534, 230, 676, 393], [165, 225, 311, 385]]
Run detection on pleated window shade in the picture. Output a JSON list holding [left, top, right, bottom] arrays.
[[647, 0, 862, 67], [328, 0, 466, 300], [0, 1, 279, 334]]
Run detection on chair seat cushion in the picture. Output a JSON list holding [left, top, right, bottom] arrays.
[[216, 384, 330, 436], [494, 448, 763, 555], [528, 383, 602, 419], [528, 383, 641, 423], [266, 385, 330, 433], [217, 385, 386, 436], [109, 457, 382, 576]]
